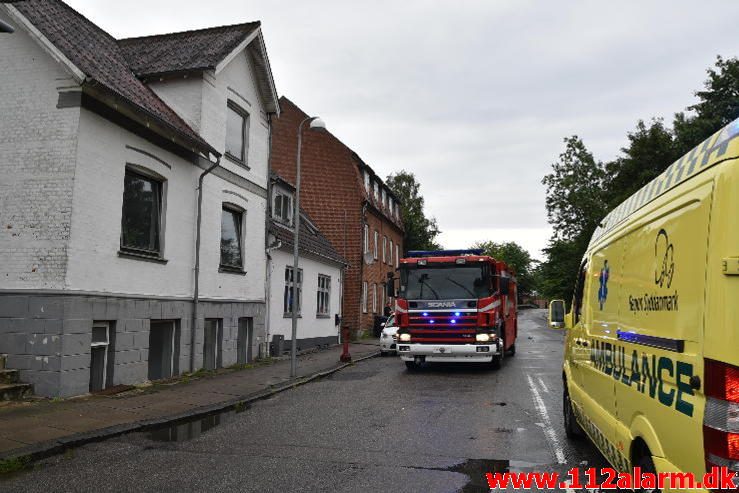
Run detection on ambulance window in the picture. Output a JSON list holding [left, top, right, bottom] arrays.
[[574, 261, 587, 323]]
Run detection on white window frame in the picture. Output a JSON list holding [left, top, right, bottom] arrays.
[[396, 244, 400, 268], [90, 322, 110, 390], [373, 230, 378, 260], [364, 171, 370, 192], [382, 188, 386, 206], [284, 266, 303, 315], [317, 274, 331, 317], [389, 240, 394, 265], [362, 281, 368, 313], [382, 236, 387, 263], [220, 204, 245, 271], [373, 181, 379, 200], [273, 189, 293, 225], [372, 283, 377, 314], [363, 224, 369, 254], [226, 100, 250, 165]]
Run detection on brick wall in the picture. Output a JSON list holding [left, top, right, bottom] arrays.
[[270, 97, 403, 334], [0, 12, 82, 289]]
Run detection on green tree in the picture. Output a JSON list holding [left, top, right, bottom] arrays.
[[674, 56, 739, 153], [604, 119, 680, 210], [471, 240, 536, 296], [538, 137, 607, 301], [542, 136, 608, 242], [386, 171, 441, 252]]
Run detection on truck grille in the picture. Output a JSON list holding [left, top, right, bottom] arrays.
[[408, 311, 477, 344]]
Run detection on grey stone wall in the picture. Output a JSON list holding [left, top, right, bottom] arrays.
[[0, 293, 266, 397]]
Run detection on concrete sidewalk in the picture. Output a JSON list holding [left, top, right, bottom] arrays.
[[0, 341, 380, 462]]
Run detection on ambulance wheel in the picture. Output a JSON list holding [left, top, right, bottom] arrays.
[[634, 445, 658, 493], [563, 386, 583, 439]]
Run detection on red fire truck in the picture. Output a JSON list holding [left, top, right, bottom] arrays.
[[388, 249, 518, 370]]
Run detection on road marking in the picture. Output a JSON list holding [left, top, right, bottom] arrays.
[[526, 374, 565, 464], [537, 376, 550, 394]]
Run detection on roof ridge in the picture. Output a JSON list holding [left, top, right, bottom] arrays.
[[118, 20, 261, 44]]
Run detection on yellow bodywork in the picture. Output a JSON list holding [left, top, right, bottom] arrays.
[[555, 119, 739, 491]]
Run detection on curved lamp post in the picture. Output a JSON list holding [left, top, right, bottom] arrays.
[[290, 116, 327, 378]]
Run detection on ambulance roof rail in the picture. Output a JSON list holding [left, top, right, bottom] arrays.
[[406, 249, 484, 258]]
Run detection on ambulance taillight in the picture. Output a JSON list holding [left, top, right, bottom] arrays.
[[703, 359, 739, 473]]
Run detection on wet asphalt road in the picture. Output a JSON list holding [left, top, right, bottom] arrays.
[[1, 309, 608, 492]]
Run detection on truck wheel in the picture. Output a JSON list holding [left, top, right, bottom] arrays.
[[507, 344, 516, 357], [490, 355, 502, 369], [563, 386, 583, 439], [405, 360, 419, 371]]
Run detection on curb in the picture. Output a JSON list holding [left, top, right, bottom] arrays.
[[0, 350, 380, 465]]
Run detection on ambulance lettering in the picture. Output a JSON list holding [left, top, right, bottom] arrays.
[[590, 341, 694, 417]]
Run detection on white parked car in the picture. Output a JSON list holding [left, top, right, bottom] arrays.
[[380, 314, 399, 356]]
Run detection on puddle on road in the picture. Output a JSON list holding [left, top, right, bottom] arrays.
[[447, 459, 508, 493], [147, 403, 251, 443]]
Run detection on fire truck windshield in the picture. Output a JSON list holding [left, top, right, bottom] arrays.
[[399, 264, 492, 300]]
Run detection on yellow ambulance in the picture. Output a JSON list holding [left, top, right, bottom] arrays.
[[549, 118, 739, 488]]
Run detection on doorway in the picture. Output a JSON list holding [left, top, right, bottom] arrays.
[[148, 320, 176, 380], [237, 317, 253, 364], [203, 319, 222, 370]]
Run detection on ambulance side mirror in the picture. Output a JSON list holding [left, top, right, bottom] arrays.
[[548, 299, 566, 329]]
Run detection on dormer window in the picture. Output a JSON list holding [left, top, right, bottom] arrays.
[[226, 101, 249, 166], [382, 188, 386, 207], [364, 171, 370, 192], [273, 189, 293, 225], [373, 181, 379, 200]]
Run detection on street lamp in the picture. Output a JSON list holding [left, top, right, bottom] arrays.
[[290, 115, 327, 378]]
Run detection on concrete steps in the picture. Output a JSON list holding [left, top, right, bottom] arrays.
[[0, 355, 33, 401]]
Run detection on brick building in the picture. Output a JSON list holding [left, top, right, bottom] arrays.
[[270, 97, 404, 335]]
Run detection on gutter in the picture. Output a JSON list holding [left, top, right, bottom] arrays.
[[191, 156, 221, 371], [264, 239, 283, 357]]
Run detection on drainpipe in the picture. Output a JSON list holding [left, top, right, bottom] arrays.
[[191, 156, 221, 371], [264, 239, 283, 357]]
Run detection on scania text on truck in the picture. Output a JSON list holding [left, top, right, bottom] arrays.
[[387, 249, 518, 370]]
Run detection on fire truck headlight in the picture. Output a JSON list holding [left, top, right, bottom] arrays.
[[399, 333, 411, 342], [475, 333, 491, 342]]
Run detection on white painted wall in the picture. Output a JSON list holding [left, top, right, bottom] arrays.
[[268, 249, 342, 342], [148, 48, 271, 190], [66, 109, 267, 301], [0, 10, 82, 289]]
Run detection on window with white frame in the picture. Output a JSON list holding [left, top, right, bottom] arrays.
[[381, 188, 386, 207], [373, 230, 378, 260], [273, 189, 293, 225], [363, 224, 369, 254], [389, 240, 394, 265], [284, 266, 303, 315], [220, 205, 244, 271], [362, 281, 368, 313], [120, 168, 164, 257], [226, 101, 250, 165], [364, 171, 370, 192], [317, 275, 331, 316], [382, 236, 387, 263], [372, 283, 377, 313], [373, 181, 379, 200], [396, 244, 400, 268]]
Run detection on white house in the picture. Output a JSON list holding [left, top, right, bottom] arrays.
[[266, 176, 347, 353], [0, 0, 279, 396]]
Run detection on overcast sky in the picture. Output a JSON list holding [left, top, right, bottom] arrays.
[[66, 0, 739, 258]]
